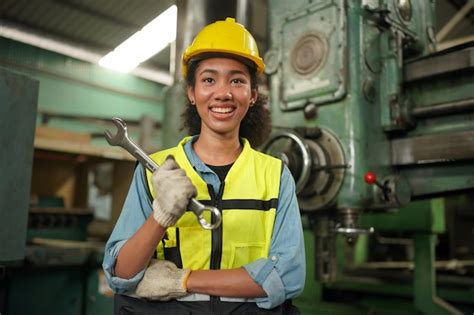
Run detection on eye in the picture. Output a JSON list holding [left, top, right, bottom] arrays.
[[202, 77, 214, 84], [231, 78, 246, 85]]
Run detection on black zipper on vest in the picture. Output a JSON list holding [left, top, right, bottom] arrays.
[[208, 183, 224, 270], [207, 183, 224, 313]]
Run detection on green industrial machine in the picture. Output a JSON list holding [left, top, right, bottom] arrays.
[[263, 0, 474, 314]]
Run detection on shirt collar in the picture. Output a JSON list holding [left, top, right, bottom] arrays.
[[183, 135, 213, 173], [182, 135, 251, 173]]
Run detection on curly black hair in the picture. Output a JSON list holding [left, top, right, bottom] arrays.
[[181, 55, 271, 148]]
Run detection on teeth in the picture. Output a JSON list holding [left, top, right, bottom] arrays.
[[211, 107, 234, 113]]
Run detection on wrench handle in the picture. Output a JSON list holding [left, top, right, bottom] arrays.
[[132, 148, 159, 173], [124, 138, 222, 230]]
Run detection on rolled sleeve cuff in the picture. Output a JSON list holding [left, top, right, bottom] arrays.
[[244, 258, 286, 309], [103, 240, 145, 294]]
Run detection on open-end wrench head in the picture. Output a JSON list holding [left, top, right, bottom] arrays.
[[104, 117, 128, 146], [112, 117, 126, 128]]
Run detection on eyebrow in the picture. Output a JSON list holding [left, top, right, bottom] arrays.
[[198, 68, 248, 76]]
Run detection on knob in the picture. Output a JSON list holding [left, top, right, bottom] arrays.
[[364, 171, 380, 185], [364, 171, 391, 201]]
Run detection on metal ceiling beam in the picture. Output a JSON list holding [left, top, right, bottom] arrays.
[[52, 0, 141, 30], [436, 0, 474, 42], [437, 34, 474, 50], [0, 16, 111, 51], [0, 19, 173, 85]]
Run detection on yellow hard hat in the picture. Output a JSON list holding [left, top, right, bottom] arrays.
[[182, 17, 265, 77]]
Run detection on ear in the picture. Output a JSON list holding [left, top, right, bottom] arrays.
[[187, 86, 196, 105], [250, 87, 258, 106]]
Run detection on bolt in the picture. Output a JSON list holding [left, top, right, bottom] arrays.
[[304, 102, 318, 120]]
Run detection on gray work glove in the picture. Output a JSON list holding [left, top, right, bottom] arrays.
[[135, 259, 191, 301], [151, 156, 197, 227]]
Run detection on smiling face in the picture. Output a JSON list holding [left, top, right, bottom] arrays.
[[187, 57, 257, 140]]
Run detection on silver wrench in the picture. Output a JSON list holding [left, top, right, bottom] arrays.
[[104, 117, 222, 230]]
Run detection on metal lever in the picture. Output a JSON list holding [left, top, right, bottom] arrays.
[[104, 117, 222, 230], [333, 225, 375, 235]]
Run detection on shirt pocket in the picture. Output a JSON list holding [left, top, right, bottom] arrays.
[[230, 242, 265, 268]]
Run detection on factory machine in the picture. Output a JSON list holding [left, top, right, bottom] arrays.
[[262, 0, 474, 314]]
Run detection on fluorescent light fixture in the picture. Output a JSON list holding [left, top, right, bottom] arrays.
[[99, 5, 177, 73], [0, 19, 173, 85]]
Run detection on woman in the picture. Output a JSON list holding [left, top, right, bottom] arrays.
[[103, 17, 305, 314]]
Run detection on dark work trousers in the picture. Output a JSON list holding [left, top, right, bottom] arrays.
[[114, 294, 300, 315]]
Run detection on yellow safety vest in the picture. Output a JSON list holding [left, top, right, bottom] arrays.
[[145, 137, 282, 270]]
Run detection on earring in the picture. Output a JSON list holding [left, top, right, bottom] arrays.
[[190, 99, 195, 105], [250, 101, 255, 107]]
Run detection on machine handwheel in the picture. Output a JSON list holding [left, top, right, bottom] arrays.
[[262, 130, 312, 194]]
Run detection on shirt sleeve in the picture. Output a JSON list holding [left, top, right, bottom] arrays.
[[102, 165, 153, 294], [243, 165, 306, 309]]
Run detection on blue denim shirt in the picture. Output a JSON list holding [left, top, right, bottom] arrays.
[[103, 137, 306, 309]]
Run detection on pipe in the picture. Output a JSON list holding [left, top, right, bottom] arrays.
[[349, 260, 474, 271], [236, 0, 250, 27], [173, 0, 238, 81], [412, 98, 474, 118]]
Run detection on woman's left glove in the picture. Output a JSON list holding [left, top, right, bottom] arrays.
[[135, 259, 191, 301]]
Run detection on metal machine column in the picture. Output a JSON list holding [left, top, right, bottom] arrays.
[[414, 234, 462, 315]]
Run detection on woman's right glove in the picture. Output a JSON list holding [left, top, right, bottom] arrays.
[[151, 156, 197, 227], [135, 259, 191, 301]]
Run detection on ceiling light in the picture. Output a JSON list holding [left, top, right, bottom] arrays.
[[99, 5, 177, 73]]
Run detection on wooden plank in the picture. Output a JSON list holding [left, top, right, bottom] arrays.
[[31, 237, 104, 250], [34, 137, 135, 161], [36, 126, 91, 143]]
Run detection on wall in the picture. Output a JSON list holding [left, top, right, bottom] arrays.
[[0, 37, 166, 148]]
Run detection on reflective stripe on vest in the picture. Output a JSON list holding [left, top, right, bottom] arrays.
[[145, 137, 282, 270]]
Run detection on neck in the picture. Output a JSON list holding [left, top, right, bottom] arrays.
[[193, 132, 242, 166]]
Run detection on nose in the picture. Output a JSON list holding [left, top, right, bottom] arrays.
[[214, 82, 232, 101]]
